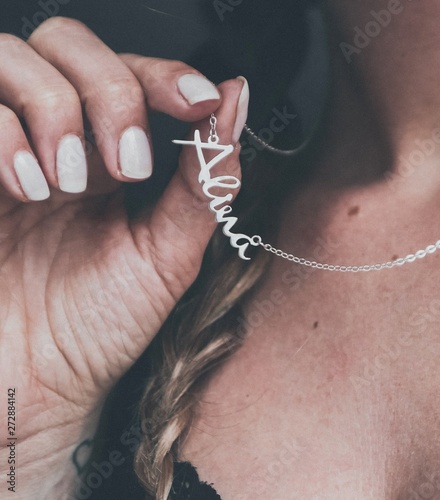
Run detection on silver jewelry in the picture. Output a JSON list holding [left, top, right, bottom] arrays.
[[243, 124, 313, 157], [174, 114, 440, 272], [257, 238, 440, 273], [173, 114, 260, 260]]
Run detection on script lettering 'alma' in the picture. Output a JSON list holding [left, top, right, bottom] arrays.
[[173, 130, 259, 260]]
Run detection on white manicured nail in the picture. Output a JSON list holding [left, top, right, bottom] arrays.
[[177, 74, 220, 105], [14, 151, 50, 201], [232, 76, 250, 144], [119, 127, 153, 179], [57, 135, 88, 193]]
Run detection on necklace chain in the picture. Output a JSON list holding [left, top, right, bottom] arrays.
[[243, 125, 303, 156], [242, 119, 440, 271], [254, 236, 440, 273], [181, 115, 440, 271]]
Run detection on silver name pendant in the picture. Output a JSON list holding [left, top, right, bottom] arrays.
[[173, 119, 259, 261], [172, 116, 440, 272]]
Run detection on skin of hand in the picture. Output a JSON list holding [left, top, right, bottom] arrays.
[[0, 16, 246, 486]]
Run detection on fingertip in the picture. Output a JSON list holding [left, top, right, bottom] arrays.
[[118, 126, 153, 180], [232, 76, 250, 144], [177, 74, 220, 106], [13, 150, 51, 201], [200, 77, 248, 146], [174, 74, 222, 123], [56, 134, 88, 193]]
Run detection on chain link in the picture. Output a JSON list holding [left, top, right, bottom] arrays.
[[252, 236, 440, 273], [209, 113, 219, 144]]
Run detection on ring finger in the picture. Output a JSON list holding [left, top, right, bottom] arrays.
[[0, 33, 87, 195]]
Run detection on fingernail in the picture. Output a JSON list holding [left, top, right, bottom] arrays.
[[13, 151, 50, 201], [232, 76, 249, 144], [177, 74, 220, 105], [56, 135, 88, 193], [119, 126, 153, 179]]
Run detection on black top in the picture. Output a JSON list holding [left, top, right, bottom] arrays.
[[171, 462, 222, 500]]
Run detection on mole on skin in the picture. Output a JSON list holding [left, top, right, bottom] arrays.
[[348, 206, 360, 217]]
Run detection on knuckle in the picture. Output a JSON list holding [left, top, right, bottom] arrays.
[[29, 16, 88, 43], [167, 59, 196, 75], [142, 58, 191, 82], [87, 76, 145, 114], [0, 33, 21, 45], [103, 76, 143, 101], [25, 84, 80, 114], [0, 33, 27, 52]]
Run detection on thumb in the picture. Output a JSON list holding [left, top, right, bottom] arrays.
[[134, 77, 250, 298]]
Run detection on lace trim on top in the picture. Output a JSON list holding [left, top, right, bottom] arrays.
[[170, 462, 222, 500]]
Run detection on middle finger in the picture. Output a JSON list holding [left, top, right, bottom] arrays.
[[28, 16, 153, 181]]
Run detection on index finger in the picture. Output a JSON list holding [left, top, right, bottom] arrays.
[[28, 17, 221, 181], [119, 54, 222, 122]]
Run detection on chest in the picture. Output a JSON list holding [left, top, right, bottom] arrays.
[[180, 271, 440, 499]]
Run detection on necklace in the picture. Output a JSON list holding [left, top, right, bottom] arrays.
[[173, 114, 440, 272]]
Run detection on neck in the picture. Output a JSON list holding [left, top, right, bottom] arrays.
[[315, 0, 440, 194]]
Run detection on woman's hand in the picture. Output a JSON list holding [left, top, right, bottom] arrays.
[[0, 16, 246, 494]]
